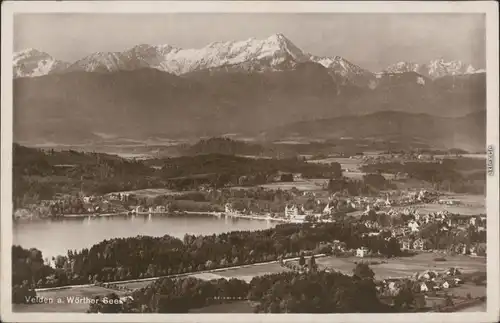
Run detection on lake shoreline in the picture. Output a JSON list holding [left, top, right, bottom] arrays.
[[13, 211, 280, 261], [14, 210, 293, 223]]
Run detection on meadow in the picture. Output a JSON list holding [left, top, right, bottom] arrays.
[[188, 300, 255, 313], [212, 262, 292, 282], [294, 253, 486, 280], [106, 188, 190, 198], [456, 301, 487, 312], [405, 194, 486, 216], [111, 262, 293, 291], [308, 157, 363, 172], [258, 179, 327, 191], [450, 283, 487, 299]]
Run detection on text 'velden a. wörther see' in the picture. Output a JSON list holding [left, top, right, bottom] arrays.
[[24, 296, 124, 305]]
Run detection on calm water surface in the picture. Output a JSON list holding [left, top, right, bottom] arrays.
[[13, 214, 276, 260]]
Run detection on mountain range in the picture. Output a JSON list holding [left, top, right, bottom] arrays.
[[13, 33, 483, 83], [12, 33, 486, 149], [384, 60, 485, 79]]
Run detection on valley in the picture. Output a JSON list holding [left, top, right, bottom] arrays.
[[9, 23, 490, 316]]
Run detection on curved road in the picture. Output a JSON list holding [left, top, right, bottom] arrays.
[[36, 254, 326, 292]]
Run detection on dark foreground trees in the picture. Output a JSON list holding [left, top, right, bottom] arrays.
[[87, 293, 129, 313], [87, 270, 393, 313], [14, 221, 400, 289], [12, 282, 37, 304], [353, 262, 375, 280], [11, 245, 51, 303]]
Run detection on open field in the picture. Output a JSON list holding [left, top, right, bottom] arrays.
[[342, 171, 366, 180], [172, 200, 221, 211], [110, 280, 154, 290], [388, 253, 486, 273], [363, 151, 386, 156], [259, 180, 325, 191], [386, 194, 485, 216], [309, 157, 363, 172], [214, 262, 292, 282], [410, 195, 485, 216], [450, 283, 487, 299], [113, 152, 152, 159], [13, 286, 125, 313], [434, 154, 486, 160], [342, 171, 397, 181], [443, 194, 485, 207], [111, 261, 294, 291], [411, 204, 485, 216], [106, 188, 190, 198], [189, 300, 255, 313], [456, 301, 487, 312], [425, 296, 446, 308], [392, 179, 435, 190], [190, 272, 233, 281], [302, 253, 486, 280]]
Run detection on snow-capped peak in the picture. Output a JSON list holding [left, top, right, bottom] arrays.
[[308, 54, 374, 87], [265, 33, 305, 60], [67, 51, 135, 73], [13, 48, 70, 78], [13, 33, 373, 87], [384, 59, 479, 79], [426, 58, 477, 78], [384, 61, 421, 74], [61, 33, 311, 75], [13, 34, 482, 86], [13, 34, 311, 77]]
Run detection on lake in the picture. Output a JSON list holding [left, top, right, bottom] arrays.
[[13, 214, 277, 260]]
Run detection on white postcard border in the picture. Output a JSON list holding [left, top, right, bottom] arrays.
[[1, 1, 499, 323]]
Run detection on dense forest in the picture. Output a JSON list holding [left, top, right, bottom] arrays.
[[361, 159, 486, 194], [174, 137, 421, 160], [86, 269, 395, 313], [13, 144, 342, 208], [12, 222, 401, 294], [182, 137, 268, 156], [326, 174, 396, 196], [417, 221, 486, 251]]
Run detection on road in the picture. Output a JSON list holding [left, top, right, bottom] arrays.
[[36, 254, 326, 292]]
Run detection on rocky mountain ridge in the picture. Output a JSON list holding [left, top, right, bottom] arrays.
[[14, 33, 483, 87]]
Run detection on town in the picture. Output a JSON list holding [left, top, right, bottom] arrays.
[[12, 143, 487, 313]]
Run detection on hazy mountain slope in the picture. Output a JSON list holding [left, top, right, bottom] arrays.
[[13, 65, 344, 144], [344, 72, 485, 117], [182, 137, 268, 156], [13, 63, 486, 145], [266, 110, 486, 150]]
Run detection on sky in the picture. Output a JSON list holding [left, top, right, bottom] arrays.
[[14, 13, 486, 71]]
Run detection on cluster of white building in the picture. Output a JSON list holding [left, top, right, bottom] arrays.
[[377, 267, 464, 297]]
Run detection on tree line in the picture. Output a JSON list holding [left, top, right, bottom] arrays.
[[14, 144, 342, 208], [12, 222, 402, 294], [87, 269, 395, 313], [360, 160, 485, 194]]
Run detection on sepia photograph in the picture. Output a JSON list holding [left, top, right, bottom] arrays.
[[1, 1, 499, 322]]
